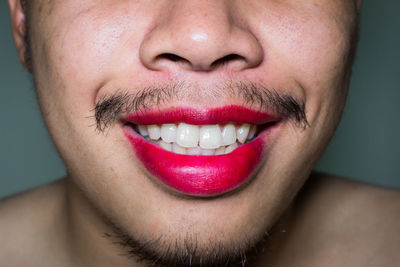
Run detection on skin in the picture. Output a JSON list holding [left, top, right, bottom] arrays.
[[2, 0, 400, 266]]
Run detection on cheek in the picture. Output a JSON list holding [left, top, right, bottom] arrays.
[[272, 12, 352, 124], [32, 2, 151, 108], [273, 15, 351, 85], [59, 17, 131, 91], [251, 2, 354, 86], [29, 3, 151, 147]]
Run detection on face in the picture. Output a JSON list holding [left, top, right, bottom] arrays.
[[10, 0, 359, 265]]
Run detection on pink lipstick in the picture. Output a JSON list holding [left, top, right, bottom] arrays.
[[122, 105, 279, 196]]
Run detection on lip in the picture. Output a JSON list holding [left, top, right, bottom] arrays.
[[122, 105, 279, 196], [122, 105, 278, 125]]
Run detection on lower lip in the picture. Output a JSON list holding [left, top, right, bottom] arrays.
[[123, 129, 267, 196]]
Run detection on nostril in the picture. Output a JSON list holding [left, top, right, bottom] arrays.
[[157, 53, 186, 62], [153, 53, 247, 71], [211, 54, 245, 68]]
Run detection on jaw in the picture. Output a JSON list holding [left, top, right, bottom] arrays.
[[64, 159, 303, 267], [62, 114, 319, 266]]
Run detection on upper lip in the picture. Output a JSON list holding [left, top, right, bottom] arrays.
[[121, 105, 280, 125]]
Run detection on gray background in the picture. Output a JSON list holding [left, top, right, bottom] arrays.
[[1, 2, 399, 198]]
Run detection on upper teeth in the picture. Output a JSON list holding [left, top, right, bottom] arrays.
[[199, 125, 222, 149], [136, 123, 257, 155]]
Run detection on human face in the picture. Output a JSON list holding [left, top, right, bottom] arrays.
[[11, 0, 359, 265]]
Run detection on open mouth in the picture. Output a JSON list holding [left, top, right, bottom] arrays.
[[122, 105, 280, 197], [129, 122, 261, 155]]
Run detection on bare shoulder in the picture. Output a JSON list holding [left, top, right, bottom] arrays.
[[0, 179, 67, 225], [288, 172, 400, 266], [304, 172, 400, 219], [0, 179, 67, 266], [303, 172, 400, 236]]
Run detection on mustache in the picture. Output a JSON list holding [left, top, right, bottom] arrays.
[[94, 81, 308, 131]]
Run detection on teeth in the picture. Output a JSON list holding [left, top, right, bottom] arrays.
[[236, 124, 250, 144], [161, 124, 177, 143], [176, 123, 199, 148], [201, 149, 215, 155], [136, 122, 258, 155], [215, 146, 225, 155], [138, 125, 149, 137], [187, 146, 201, 155], [158, 140, 172, 152], [248, 124, 257, 140], [148, 125, 161, 140], [221, 123, 237, 146], [225, 143, 239, 154], [172, 143, 187, 154], [199, 125, 222, 149]]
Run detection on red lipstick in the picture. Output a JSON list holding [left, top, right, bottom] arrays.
[[122, 105, 277, 125], [122, 105, 278, 196]]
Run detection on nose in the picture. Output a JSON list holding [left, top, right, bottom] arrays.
[[139, 1, 263, 72]]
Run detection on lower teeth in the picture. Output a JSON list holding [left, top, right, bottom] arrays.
[[145, 138, 241, 155]]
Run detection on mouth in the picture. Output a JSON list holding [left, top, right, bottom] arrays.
[[121, 105, 281, 197]]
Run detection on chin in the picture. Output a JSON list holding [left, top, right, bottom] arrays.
[[105, 205, 271, 267], [87, 164, 294, 267]]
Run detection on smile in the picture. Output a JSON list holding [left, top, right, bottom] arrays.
[[122, 105, 280, 197], [135, 122, 258, 155]]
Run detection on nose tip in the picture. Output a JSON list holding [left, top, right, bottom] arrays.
[[139, 3, 263, 72]]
